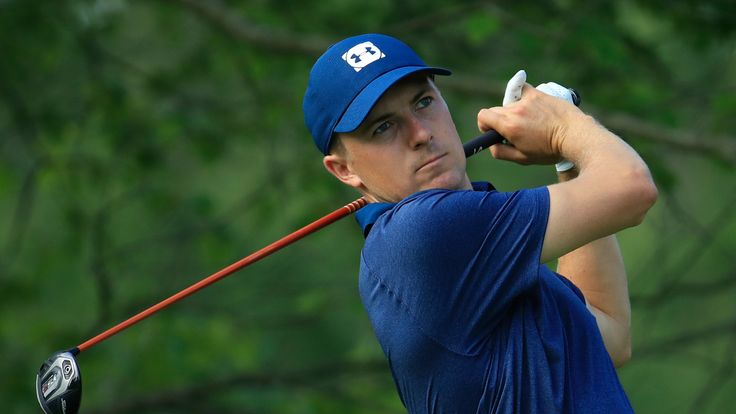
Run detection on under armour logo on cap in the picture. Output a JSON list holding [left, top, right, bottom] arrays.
[[342, 41, 386, 72]]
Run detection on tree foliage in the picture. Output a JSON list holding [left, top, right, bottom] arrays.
[[1, 1, 735, 412]]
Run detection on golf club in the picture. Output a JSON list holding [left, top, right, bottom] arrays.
[[35, 86, 580, 414]]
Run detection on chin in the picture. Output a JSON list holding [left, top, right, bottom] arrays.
[[425, 172, 470, 192]]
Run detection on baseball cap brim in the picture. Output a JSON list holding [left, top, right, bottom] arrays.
[[333, 66, 451, 134]]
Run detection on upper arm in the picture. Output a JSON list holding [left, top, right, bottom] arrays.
[[541, 167, 658, 263]]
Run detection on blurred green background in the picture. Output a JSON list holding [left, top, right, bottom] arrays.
[[2, 0, 735, 412]]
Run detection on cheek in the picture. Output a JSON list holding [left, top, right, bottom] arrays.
[[350, 147, 415, 194], [439, 112, 459, 138], [360, 151, 406, 181]]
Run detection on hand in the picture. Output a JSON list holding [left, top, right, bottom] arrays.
[[476, 84, 585, 165]]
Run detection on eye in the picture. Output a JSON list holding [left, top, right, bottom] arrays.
[[416, 96, 433, 109], [373, 121, 392, 136]]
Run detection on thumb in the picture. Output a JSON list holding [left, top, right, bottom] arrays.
[[503, 69, 527, 106]]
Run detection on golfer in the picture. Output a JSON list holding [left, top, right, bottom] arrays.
[[303, 34, 657, 413]]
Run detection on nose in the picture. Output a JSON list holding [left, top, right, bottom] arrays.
[[407, 113, 432, 149]]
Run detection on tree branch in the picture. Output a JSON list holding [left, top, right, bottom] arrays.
[[631, 188, 736, 307], [166, 0, 330, 56], [598, 111, 736, 166], [687, 335, 736, 414], [635, 318, 736, 357], [89, 207, 113, 331], [166, 0, 736, 167], [2, 160, 41, 272], [631, 272, 736, 307]]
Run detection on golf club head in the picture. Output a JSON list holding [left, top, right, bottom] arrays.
[[36, 350, 82, 414]]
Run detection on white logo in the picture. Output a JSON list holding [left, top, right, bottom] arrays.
[[342, 41, 385, 72]]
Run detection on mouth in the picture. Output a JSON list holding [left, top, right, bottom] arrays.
[[416, 153, 447, 172]]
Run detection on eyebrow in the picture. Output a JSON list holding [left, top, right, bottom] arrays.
[[360, 86, 431, 133]]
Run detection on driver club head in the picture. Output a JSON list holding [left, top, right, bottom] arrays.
[[36, 350, 82, 414]]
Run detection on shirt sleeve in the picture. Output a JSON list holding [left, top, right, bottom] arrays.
[[363, 186, 550, 355]]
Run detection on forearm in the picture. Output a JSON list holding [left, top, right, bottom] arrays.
[[558, 235, 631, 366], [555, 169, 631, 367], [540, 112, 658, 262], [558, 115, 655, 228]]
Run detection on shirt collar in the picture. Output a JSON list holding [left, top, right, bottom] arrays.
[[354, 181, 496, 238]]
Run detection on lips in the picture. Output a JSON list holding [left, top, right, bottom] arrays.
[[416, 153, 447, 172]]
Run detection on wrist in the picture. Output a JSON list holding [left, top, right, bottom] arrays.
[[555, 113, 597, 168]]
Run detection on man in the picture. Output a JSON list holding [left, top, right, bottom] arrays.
[[303, 34, 657, 413]]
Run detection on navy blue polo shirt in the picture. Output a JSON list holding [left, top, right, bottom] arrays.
[[355, 182, 633, 413]]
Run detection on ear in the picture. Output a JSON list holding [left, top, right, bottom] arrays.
[[323, 153, 364, 189]]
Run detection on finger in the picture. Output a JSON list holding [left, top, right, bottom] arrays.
[[519, 83, 542, 100], [477, 107, 504, 133], [489, 142, 531, 164]]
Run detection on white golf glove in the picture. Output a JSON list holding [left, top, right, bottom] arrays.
[[502, 70, 576, 172]]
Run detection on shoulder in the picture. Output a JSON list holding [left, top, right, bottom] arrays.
[[387, 186, 549, 233], [364, 186, 549, 261]]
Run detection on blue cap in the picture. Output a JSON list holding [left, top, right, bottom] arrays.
[[303, 34, 451, 155]]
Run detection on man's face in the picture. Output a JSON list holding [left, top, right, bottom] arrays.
[[325, 74, 472, 203]]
